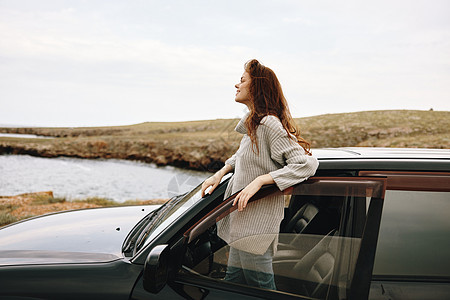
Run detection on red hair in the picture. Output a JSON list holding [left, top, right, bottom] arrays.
[[243, 59, 311, 155]]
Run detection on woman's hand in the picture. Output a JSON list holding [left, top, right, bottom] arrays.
[[233, 174, 275, 211], [201, 164, 233, 197], [201, 174, 221, 197], [233, 178, 263, 211]]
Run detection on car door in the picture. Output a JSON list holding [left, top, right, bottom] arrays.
[[163, 176, 387, 300]]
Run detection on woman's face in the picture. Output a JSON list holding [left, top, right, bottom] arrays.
[[235, 71, 251, 106]]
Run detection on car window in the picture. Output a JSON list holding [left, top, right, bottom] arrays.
[[359, 171, 450, 279], [373, 189, 450, 277], [180, 177, 386, 300]]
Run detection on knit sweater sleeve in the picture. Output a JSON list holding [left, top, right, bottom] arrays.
[[225, 153, 236, 169], [262, 116, 319, 191]]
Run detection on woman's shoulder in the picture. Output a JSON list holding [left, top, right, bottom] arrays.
[[259, 115, 293, 142], [260, 115, 284, 133]]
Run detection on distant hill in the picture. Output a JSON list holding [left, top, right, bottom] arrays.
[[0, 110, 448, 171], [296, 110, 449, 148]]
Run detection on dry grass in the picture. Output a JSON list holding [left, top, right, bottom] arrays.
[[0, 191, 168, 227]]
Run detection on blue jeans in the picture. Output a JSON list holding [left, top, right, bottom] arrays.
[[224, 246, 276, 290]]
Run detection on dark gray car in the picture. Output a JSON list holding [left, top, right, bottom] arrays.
[[1, 148, 449, 300]]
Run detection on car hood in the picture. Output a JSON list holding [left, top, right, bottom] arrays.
[[0, 205, 159, 266]]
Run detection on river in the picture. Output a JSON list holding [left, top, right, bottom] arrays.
[[0, 155, 211, 202], [0, 133, 55, 139]]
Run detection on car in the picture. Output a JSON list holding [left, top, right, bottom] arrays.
[[0, 147, 449, 300]]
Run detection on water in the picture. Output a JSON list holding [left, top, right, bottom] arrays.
[[0, 155, 211, 202], [0, 133, 54, 139]]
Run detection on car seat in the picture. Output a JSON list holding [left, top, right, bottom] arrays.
[[274, 230, 338, 299]]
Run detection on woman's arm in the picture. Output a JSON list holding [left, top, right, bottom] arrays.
[[232, 173, 275, 211], [234, 116, 319, 211], [264, 117, 319, 191]]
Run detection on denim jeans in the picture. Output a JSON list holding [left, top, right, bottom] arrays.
[[224, 246, 276, 290]]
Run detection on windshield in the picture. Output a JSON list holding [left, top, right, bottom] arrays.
[[140, 183, 204, 248]]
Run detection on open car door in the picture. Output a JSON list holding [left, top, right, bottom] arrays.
[[176, 177, 387, 300]]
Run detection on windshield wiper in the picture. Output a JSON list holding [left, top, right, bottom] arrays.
[[133, 193, 188, 253], [122, 197, 177, 256]]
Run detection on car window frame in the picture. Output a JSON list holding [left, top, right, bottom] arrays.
[[359, 171, 450, 192]]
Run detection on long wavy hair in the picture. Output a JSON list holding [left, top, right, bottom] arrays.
[[243, 59, 311, 155]]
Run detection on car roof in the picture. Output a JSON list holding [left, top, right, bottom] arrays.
[[313, 147, 450, 160]]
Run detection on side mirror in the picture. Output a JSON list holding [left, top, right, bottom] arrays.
[[143, 244, 170, 293]]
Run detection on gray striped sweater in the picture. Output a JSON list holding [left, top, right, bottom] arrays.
[[217, 113, 319, 255]]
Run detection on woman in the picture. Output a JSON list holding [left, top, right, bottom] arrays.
[[201, 59, 319, 290]]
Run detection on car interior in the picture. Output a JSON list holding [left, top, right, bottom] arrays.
[[272, 195, 343, 298]]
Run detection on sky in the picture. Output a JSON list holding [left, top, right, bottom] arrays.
[[1, 0, 449, 127]]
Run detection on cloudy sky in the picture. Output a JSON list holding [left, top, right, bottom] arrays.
[[1, 0, 449, 127]]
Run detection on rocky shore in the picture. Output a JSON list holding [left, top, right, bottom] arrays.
[[0, 118, 243, 172], [0, 110, 449, 172], [0, 138, 236, 172]]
